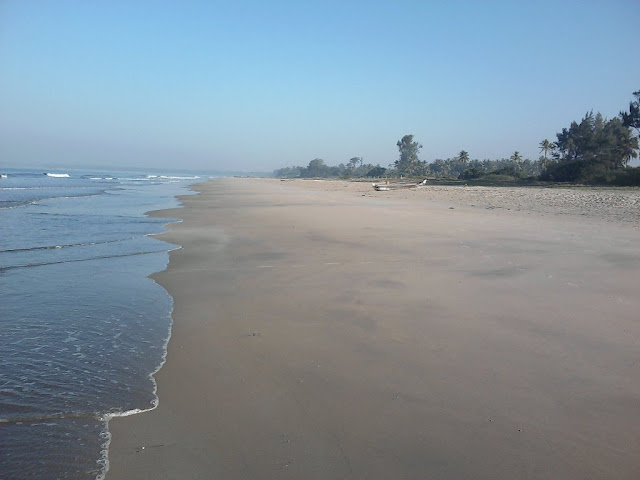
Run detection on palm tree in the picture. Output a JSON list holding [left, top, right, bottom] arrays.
[[458, 150, 469, 165], [539, 139, 553, 160], [617, 134, 639, 167], [510, 151, 523, 173], [620, 90, 640, 136], [539, 139, 555, 169]]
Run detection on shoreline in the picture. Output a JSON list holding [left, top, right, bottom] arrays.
[[107, 178, 640, 479], [100, 196, 197, 480]]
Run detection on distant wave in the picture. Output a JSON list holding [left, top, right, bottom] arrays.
[[0, 405, 157, 425], [0, 200, 39, 210], [0, 406, 163, 432], [0, 238, 133, 254], [0, 174, 7, 179], [44, 173, 70, 178], [0, 249, 171, 272], [116, 176, 159, 182], [0, 189, 107, 210], [0, 186, 100, 191], [147, 175, 201, 180], [0, 411, 101, 424]]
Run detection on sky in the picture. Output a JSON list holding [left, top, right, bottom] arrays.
[[1, 0, 639, 172]]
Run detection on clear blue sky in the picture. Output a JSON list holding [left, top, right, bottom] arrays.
[[1, 0, 638, 172]]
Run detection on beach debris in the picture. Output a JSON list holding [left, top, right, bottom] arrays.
[[371, 179, 427, 191], [251, 331, 261, 337], [135, 443, 168, 452]]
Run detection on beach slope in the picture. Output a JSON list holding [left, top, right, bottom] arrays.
[[107, 178, 640, 479]]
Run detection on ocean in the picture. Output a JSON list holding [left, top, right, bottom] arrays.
[[0, 168, 205, 479]]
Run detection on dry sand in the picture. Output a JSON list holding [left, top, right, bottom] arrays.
[[107, 178, 640, 479]]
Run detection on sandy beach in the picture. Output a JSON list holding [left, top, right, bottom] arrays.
[[107, 178, 640, 479]]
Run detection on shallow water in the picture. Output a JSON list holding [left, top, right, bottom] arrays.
[[0, 168, 204, 479]]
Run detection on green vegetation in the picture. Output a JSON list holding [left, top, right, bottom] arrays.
[[541, 110, 638, 183], [273, 90, 640, 185], [394, 135, 424, 175], [620, 90, 640, 135], [273, 158, 387, 179]]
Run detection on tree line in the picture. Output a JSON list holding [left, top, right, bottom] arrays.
[[274, 90, 640, 185], [273, 157, 387, 179], [540, 90, 639, 183]]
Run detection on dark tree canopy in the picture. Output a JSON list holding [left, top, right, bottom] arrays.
[[620, 90, 640, 134], [552, 112, 637, 169], [304, 158, 329, 177], [395, 135, 423, 175], [366, 166, 387, 177], [348, 157, 363, 170], [541, 107, 638, 182], [273, 157, 384, 179]]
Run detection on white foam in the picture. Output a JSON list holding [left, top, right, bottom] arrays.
[[44, 173, 70, 178], [98, 180, 195, 480], [98, 405, 158, 480], [99, 242, 179, 479], [99, 295, 173, 479], [158, 175, 201, 180], [146, 175, 200, 180]]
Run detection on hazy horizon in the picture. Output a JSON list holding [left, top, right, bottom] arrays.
[[1, 1, 638, 172]]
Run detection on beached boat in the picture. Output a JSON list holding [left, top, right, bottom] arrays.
[[372, 179, 427, 191]]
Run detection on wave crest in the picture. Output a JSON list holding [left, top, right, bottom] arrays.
[[44, 173, 70, 178]]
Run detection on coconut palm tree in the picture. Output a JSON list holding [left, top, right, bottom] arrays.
[[620, 90, 640, 135], [509, 151, 523, 173], [510, 151, 523, 163], [616, 131, 639, 167], [539, 139, 555, 169], [539, 139, 553, 160], [458, 150, 469, 165]]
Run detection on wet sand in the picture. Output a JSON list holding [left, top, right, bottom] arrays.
[[107, 178, 640, 479]]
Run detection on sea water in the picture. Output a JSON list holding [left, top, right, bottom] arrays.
[[0, 168, 204, 479]]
